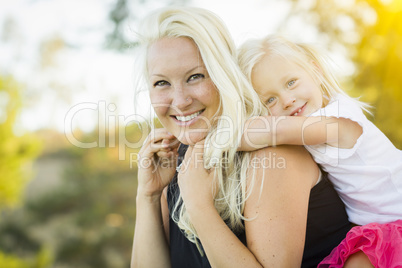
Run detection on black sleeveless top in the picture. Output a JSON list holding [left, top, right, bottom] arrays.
[[167, 145, 350, 268]]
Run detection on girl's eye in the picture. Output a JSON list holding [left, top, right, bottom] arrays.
[[154, 80, 170, 87], [188, 73, 204, 82], [267, 97, 276, 104], [287, 79, 296, 87]]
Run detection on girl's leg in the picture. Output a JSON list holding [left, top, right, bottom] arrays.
[[343, 251, 374, 268]]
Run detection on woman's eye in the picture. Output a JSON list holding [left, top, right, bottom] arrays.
[[154, 80, 170, 87], [267, 97, 276, 104], [188, 73, 204, 82], [287, 79, 296, 87]]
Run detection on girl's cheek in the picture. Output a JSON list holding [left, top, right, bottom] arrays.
[[269, 107, 278, 116]]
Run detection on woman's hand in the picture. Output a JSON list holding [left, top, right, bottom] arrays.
[[177, 141, 216, 214], [137, 128, 180, 199], [133, 128, 177, 268]]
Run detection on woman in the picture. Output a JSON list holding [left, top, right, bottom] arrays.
[[131, 7, 350, 268]]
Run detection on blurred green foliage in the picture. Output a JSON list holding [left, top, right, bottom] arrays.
[[0, 121, 154, 267], [0, 76, 41, 209], [352, 0, 402, 147], [0, 76, 44, 266]]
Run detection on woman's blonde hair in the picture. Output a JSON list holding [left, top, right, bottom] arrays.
[[238, 35, 370, 111], [134, 7, 266, 252]]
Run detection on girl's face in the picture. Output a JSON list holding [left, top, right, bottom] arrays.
[[147, 37, 221, 145], [251, 54, 323, 117]]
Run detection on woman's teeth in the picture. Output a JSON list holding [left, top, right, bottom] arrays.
[[176, 111, 202, 122], [294, 108, 302, 116]]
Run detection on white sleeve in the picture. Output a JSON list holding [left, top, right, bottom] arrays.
[[305, 95, 366, 162]]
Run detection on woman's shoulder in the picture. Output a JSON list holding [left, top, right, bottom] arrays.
[[249, 144, 315, 162], [248, 145, 319, 187]]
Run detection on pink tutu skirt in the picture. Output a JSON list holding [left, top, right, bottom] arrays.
[[318, 220, 402, 268]]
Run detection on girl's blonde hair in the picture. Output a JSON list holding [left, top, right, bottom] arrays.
[[134, 7, 266, 252], [238, 35, 370, 112]]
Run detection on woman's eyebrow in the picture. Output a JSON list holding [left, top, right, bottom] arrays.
[[150, 65, 205, 79], [185, 65, 205, 76], [150, 73, 167, 78]]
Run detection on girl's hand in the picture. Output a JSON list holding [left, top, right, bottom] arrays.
[[137, 128, 180, 199], [177, 141, 217, 214]]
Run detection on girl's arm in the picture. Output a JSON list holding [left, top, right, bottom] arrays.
[[239, 115, 362, 151], [179, 144, 318, 267]]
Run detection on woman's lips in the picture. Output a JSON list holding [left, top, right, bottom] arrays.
[[171, 109, 205, 126]]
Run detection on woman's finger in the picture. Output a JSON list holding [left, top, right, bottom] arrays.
[[142, 129, 175, 147], [140, 129, 175, 155]]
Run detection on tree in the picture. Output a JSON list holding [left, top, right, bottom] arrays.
[[0, 120, 153, 267], [352, 0, 402, 147], [0, 76, 46, 267], [105, 0, 191, 50], [0, 76, 41, 210]]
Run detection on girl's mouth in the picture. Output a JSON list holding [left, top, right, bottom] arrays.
[[291, 104, 306, 116]]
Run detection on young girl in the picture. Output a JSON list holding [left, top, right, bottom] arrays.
[[237, 35, 402, 267]]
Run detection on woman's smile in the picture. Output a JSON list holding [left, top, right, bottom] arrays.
[[172, 109, 205, 126]]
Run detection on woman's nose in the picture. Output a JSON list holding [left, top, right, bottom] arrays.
[[171, 84, 191, 109]]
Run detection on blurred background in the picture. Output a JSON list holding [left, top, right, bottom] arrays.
[[0, 0, 401, 267]]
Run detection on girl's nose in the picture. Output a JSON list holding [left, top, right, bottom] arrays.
[[283, 95, 296, 110]]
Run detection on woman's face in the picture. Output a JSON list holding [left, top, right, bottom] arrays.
[[147, 37, 221, 145]]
